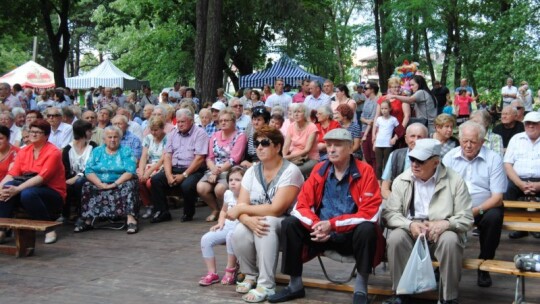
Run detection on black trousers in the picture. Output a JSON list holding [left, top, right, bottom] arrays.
[[280, 216, 377, 276], [475, 206, 503, 260], [150, 167, 204, 217]]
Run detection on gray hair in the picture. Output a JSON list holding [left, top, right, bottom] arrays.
[[271, 105, 285, 116], [46, 107, 61, 116], [502, 105, 518, 116], [511, 99, 524, 108], [111, 114, 128, 124], [143, 104, 155, 111], [0, 110, 14, 120], [317, 105, 333, 118], [11, 107, 25, 117], [459, 121, 486, 142], [406, 123, 429, 137], [176, 108, 193, 120], [230, 97, 244, 107], [310, 80, 322, 90], [469, 110, 491, 128], [0, 83, 10, 90], [294, 103, 311, 121], [153, 105, 168, 120], [104, 125, 123, 139]]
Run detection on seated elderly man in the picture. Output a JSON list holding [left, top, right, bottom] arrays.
[[493, 105, 524, 152], [82, 110, 103, 146], [111, 115, 142, 160], [381, 123, 428, 199], [504, 112, 540, 239], [46, 107, 73, 149], [269, 129, 383, 304], [443, 121, 507, 288], [382, 139, 473, 304], [150, 108, 208, 223]]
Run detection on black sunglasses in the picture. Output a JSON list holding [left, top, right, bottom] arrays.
[[253, 138, 272, 148], [364, 87, 371, 90], [409, 156, 435, 165]]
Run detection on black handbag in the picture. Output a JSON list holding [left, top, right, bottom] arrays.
[[13, 172, 38, 183]]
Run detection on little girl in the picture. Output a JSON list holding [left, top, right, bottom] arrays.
[[373, 101, 399, 181], [199, 166, 245, 286]]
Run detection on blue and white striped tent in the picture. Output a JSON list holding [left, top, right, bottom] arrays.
[[65, 59, 149, 90], [239, 57, 325, 89]]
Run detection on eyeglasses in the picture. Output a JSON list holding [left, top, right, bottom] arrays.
[[219, 119, 233, 123], [364, 87, 371, 90], [409, 156, 435, 165], [516, 107, 524, 110], [29, 130, 44, 135], [232, 105, 243, 108], [47, 114, 61, 118], [253, 138, 272, 147]]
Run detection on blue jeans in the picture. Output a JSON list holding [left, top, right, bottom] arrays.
[[0, 180, 63, 230]]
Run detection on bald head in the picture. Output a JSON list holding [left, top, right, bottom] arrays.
[[405, 123, 428, 150]]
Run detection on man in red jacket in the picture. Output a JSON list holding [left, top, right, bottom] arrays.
[[268, 129, 383, 304]]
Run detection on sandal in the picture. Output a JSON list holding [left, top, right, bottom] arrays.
[[73, 219, 93, 233], [126, 222, 138, 234], [236, 279, 256, 294], [205, 211, 219, 222], [221, 267, 237, 285], [241, 286, 275, 303], [199, 272, 220, 286]]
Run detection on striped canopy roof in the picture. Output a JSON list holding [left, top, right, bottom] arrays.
[[65, 59, 149, 90], [239, 57, 325, 89]]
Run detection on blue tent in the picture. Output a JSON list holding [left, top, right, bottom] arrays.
[[239, 57, 325, 89]]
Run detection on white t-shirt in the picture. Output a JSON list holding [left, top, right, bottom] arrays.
[[236, 114, 251, 133], [242, 161, 304, 209], [501, 86, 518, 105], [266, 93, 292, 112], [223, 190, 238, 228], [375, 116, 399, 148]]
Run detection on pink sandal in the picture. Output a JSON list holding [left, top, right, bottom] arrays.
[[199, 272, 219, 286], [221, 267, 237, 285]]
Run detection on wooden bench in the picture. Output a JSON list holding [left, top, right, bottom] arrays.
[[503, 201, 540, 232], [0, 218, 61, 257], [480, 260, 540, 304]]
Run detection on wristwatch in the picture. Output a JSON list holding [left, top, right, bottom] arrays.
[[182, 172, 189, 178]]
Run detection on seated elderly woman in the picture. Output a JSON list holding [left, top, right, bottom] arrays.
[[74, 126, 140, 234], [228, 126, 304, 303], [333, 104, 362, 158], [61, 120, 97, 222], [197, 108, 247, 222], [283, 103, 320, 177], [432, 113, 459, 158], [315, 105, 341, 159], [0, 119, 66, 244]]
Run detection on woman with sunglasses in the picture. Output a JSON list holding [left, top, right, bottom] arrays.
[[197, 108, 247, 222], [228, 125, 304, 303], [0, 119, 66, 244], [241, 106, 271, 169]]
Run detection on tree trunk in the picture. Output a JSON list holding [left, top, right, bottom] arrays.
[[375, 0, 392, 92], [423, 27, 435, 85], [411, 16, 420, 61], [200, 0, 222, 103], [194, 0, 208, 96], [39, 0, 70, 88], [452, 0, 461, 89]]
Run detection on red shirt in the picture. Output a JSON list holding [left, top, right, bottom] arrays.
[[316, 120, 341, 143], [293, 92, 308, 103], [8, 142, 66, 200], [0, 145, 19, 181], [454, 95, 473, 116]]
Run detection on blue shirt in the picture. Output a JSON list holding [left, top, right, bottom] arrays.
[[121, 131, 142, 160], [205, 121, 218, 138], [381, 149, 411, 181], [443, 146, 507, 208], [318, 165, 357, 221], [85, 145, 137, 183]]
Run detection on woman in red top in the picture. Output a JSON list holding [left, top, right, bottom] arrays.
[[261, 84, 272, 103], [0, 119, 66, 244], [315, 105, 340, 159], [454, 89, 477, 124], [0, 126, 19, 181]]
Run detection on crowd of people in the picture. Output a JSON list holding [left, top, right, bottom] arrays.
[[0, 75, 539, 304]]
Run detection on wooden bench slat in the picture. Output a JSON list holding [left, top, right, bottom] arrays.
[[504, 211, 540, 223], [0, 218, 61, 231], [432, 258, 483, 270], [480, 260, 540, 278], [504, 201, 540, 209], [503, 222, 540, 232]]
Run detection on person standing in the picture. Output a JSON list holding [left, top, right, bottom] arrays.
[[432, 81, 450, 115], [266, 79, 293, 112], [501, 78, 518, 107], [360, 82, 378, 169]]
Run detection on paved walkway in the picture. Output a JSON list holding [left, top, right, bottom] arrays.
[[0, 206, 539, 304]]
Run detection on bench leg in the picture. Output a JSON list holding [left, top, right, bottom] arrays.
[[514, 275, 525, 304], [15, 229, 36, 257]]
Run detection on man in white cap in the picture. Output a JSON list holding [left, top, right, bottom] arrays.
[[504, 111, 540, 239], [382, 138, 473, 304], [270, 129, 383, 304], [205, 101, 226, 137], [443, 121, 507, 288]]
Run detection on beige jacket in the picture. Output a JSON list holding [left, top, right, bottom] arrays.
[[382, 164, 473, 241]]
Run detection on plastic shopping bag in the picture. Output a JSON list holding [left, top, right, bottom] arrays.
[[396, 234, 437, 294]]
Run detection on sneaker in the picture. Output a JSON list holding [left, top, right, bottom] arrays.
[[472, 228, 480, 237], [515, 257, 539, 272], [199, 272, 220, 286]]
